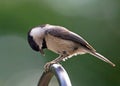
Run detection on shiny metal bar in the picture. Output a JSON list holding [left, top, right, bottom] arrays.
[[38, 63, 72, 86]]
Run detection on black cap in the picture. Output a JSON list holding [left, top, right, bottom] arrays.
[[27, 31, 39, 51]]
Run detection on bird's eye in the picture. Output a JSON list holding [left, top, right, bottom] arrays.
[[28, 34, 39, 51]]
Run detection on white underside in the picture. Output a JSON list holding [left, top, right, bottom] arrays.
[[45, 34, 87, 61]]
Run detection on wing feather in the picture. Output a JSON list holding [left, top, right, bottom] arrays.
[[45, 27, 96, 51]]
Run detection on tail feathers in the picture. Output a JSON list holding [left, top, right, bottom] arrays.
[[89, 52, 115, 67]]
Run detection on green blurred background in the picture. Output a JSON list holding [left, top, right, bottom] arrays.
[[0, 0, 120, 86]]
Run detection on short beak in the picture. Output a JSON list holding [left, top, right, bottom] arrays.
[[39, 49, 45, 56]]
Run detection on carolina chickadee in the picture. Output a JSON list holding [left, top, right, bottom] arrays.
[[28, 24, 115, 70]]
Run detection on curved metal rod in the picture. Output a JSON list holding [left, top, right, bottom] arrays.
[[38, 64, 72, 86]]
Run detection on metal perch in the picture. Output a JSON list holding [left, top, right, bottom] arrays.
[[38, 64, 72, 86]]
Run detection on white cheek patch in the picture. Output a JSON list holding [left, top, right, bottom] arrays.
[[30, 27, 45, 37]]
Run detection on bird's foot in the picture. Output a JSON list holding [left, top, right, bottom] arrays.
[[44, 61, 56, 72], [44, 55, 66, 72]]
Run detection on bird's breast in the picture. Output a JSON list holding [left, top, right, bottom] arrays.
[[45, 34, 85, 55]]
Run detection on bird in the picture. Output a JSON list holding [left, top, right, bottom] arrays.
[[27, 24, 115, 71]]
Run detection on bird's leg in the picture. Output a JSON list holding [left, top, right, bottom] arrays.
[[44, 54, 67, 71]]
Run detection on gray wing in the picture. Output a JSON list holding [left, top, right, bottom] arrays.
[[45, 27, 96, 51]]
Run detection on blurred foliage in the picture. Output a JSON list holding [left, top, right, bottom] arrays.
[[0, 0, 120, 86]]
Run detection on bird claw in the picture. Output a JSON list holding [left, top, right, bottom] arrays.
[[44, 61, 56, 72]]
